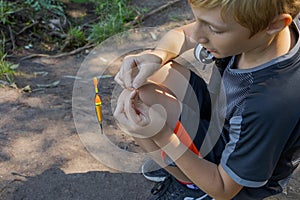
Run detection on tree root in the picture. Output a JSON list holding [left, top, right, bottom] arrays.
[[19, 43, 96, 61], [126, 0, 182, 27]]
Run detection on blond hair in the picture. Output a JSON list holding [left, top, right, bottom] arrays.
[[189, 0, 300, 35]]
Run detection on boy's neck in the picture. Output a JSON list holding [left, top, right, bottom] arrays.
[[236, 26, 297, 70]]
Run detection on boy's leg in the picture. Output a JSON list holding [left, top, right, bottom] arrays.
[[134, 138, 193, 182], [134, 61, 193, 182], [131, 61, 219, 200], [133, 61, 211, 183]]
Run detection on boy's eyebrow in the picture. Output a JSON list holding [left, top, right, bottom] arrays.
[[197, 17, 228, 29]]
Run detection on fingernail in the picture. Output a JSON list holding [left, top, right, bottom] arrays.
[[133, 83, 138, 89], [130, 90, 136, 98]]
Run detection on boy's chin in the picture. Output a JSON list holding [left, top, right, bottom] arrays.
[[213, 52, 231, 59]]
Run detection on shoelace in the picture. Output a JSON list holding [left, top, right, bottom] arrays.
[[150, 176, 215, 200], [184, 194, 208, 200], [151, 175, 172, 195]]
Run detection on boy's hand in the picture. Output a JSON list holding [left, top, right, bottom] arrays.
[[114, 89, 167, 138], [114, 52, 162, 89]]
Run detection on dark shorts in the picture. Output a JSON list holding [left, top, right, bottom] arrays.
[[162, 70, 290, 200], [163, 70, 225, 165]]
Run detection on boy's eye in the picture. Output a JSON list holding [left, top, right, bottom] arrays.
[[208, 25, 223, 34]]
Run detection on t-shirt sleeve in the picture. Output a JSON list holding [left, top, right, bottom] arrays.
[[220, 97, 298, 187]]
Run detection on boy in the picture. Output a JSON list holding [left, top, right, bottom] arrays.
[[114, 0, 300, 199]]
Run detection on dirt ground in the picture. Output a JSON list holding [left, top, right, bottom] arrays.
[[0, 1, 299, 200]]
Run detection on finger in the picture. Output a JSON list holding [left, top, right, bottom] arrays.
[[132, 69, 148, 89], [124, 91, 142, 124], [113, 98, 125, 120], [126, 103, 167, 139], [143, 104, 167, 138], [115, 112, 128, 126], [115, 112, 134, 135], [130, 90, 150, 126], [132, 64, 156, 89], [114, 72, 125, 88], [114, 97, 136, 133], [134, 102, 150, 126], [131, 90, 141, 115], [122, 58, 136, 89], [129, 89, 138, 100], [114, 90, 131, 119]]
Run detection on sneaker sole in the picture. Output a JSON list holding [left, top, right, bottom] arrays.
[[141, 164, 166, 182], [143, 173, 166, 182]]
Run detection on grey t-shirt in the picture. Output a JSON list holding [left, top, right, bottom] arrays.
[[219, 18, 300, 199]]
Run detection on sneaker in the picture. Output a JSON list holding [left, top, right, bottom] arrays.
[[142, 159, 169, 182], [149, 175, 213, 200]]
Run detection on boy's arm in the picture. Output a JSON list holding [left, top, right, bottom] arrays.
[[152, 127, 243, 200], [153, 22, 197, 64], [115, 22, 197, 89]]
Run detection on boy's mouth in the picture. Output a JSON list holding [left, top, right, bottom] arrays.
[[205, 47, 217, 53]]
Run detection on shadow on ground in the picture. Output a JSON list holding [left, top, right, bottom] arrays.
[[5, 168, 154, 200]]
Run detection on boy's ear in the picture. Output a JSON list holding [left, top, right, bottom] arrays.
[[266, 14, 293, 35]]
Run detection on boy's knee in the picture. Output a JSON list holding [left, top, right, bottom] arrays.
[[138, 83, 176, 107], [137, 83, 161, 106]]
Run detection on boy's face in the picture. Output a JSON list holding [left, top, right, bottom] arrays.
[[191, 6, 265, 58]]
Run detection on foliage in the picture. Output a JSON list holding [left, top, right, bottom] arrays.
[[1, 0, 137, 53], [0, 0, 17, 25], [24, 0, 65, 16], [87, 0, 136, 43], [66, 26, 86, 48], [70, 0, 89, 3], [0, 42, 17, 83]]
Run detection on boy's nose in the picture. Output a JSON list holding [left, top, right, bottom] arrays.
[[192, 22, 209, 44]]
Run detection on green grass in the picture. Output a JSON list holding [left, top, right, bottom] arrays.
[[24, 0, 65, 16], [58, 0, 137, 44], [87, 0, 136, 43], [0, 31, 16, 84], [0, 50, 18, 84], [0, 0, 17, 25], [70, 0, 90, 3]]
